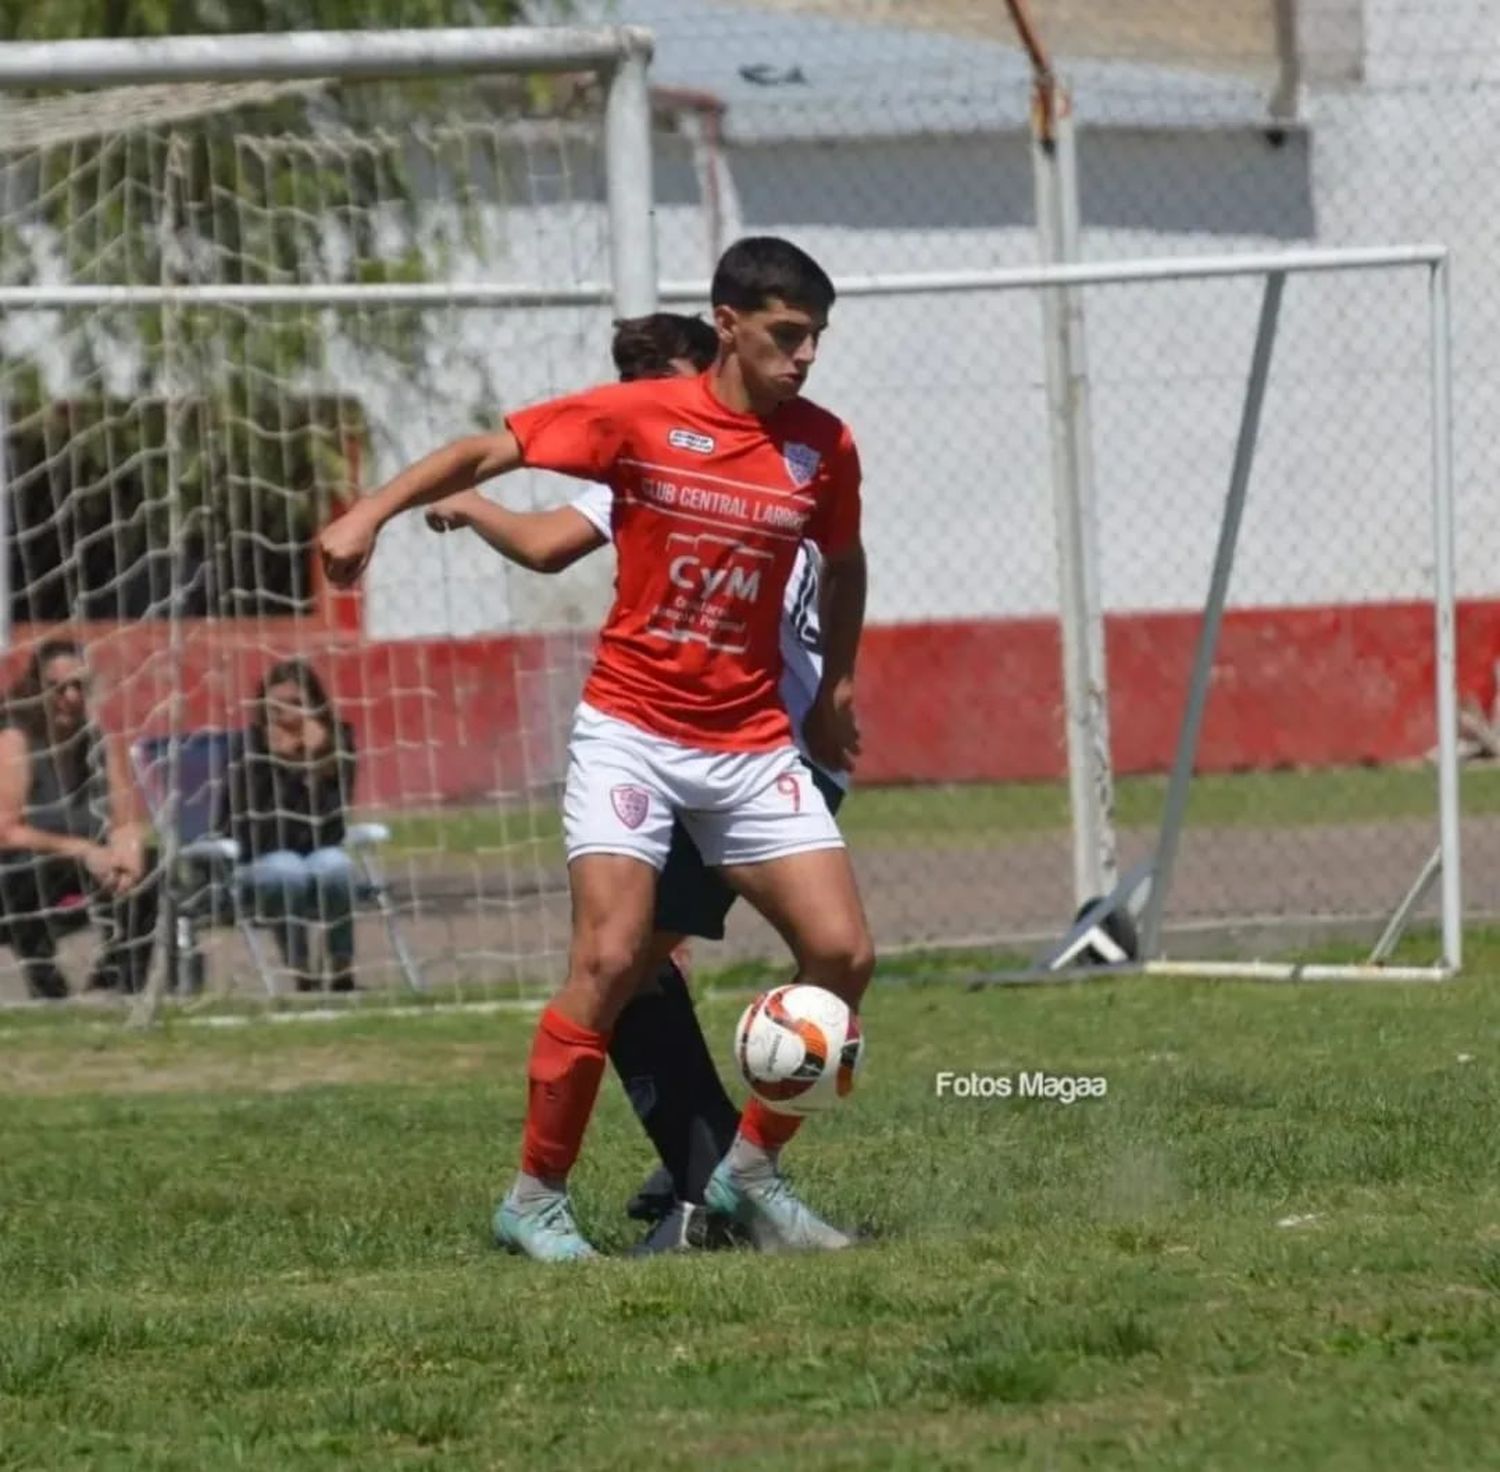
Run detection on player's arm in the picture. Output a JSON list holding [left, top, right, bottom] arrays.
[[803, 539, 866, 773], [319, 431, 523, 586], [801, 425, 866, 775], [819, 540, 866, 689], [320, 383, 631, 588], [425, 491, 607, 574]]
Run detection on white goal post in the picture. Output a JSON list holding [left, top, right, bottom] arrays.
[[0, 25, 659, 317], [831, 244, 1457, 985], [0, 26, 660, 1013]]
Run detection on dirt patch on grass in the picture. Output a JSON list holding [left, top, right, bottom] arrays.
[[0, 1038, 499, 1099], [5, 810, 1492, 1007]]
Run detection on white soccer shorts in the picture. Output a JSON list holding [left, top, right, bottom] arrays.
[[562, 702, 844, 869]]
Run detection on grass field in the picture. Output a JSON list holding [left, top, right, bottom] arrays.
[[7, 947, 1500, 1469], [378, 764, 1497, 858]]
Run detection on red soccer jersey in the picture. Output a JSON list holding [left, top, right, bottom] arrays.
[[506, 371, 861, 751]]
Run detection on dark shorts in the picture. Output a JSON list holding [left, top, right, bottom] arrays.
[[653, 764, 846, 941]]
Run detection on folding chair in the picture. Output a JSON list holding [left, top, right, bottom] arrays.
[[130, 730, 423, 996]]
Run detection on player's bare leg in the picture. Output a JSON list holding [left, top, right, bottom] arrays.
[[494, 854, 657, 1262], [706, 846, 874, 1252], [722, 846, 875, 1007]]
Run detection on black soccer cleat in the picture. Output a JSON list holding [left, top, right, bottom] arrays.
[[625, 1165, 676, 1223], [629, 1200, 744, 1256]]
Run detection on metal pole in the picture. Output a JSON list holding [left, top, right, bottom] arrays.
[[1429, 255, 1463, 971], [1368, 844, 1443, 965], [1144, 960, 1450, 985], [0, 244, 1450, 312], [1139, 272, 1286, 958], [603, 37, 658, 318], [663, 243, 1447, 303], [131, 143, 189, 1027], [0, 283, 623, 310], [0, 26, 656, 88], [1269, 0, 1302, 124], [1055, 99, 1116, 897], [1033, 83, 1115, 903]]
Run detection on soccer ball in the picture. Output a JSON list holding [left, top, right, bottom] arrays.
[[734, 983, 864, 1116]]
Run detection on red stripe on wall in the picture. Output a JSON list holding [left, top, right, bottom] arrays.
[[7, 599, 1498, 806], [860, 601, 1500, 783]]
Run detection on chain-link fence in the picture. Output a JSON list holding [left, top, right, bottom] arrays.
[[0, 2, 1491, 1003]]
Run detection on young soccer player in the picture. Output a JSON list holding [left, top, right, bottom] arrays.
[[319, 237, 873, 1261], [426, 311, 852, 1254]]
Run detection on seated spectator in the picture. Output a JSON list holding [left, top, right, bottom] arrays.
[[0, 639, 158, 999], [220, 659, 358, 993]]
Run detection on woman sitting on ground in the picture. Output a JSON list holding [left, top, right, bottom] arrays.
[[0, 640, 159, 999], [220, 659, 359, 993]]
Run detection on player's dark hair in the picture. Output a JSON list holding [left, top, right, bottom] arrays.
[[710, 236, 835, 316], [611, 313, 718, 381]]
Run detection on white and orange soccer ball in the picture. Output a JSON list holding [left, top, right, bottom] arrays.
[[734, 983, 864, 1116]]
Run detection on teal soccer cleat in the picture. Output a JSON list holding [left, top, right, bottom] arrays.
[[704, 1161, 852, 1253], [493, 1187, 598, 1263]]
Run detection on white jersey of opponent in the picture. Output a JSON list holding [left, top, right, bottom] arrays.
[[570, 484, 849, 791]]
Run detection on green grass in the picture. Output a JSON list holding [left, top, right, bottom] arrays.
[[378, 763, 1500, 858], [6, 965, 1500, 1468]]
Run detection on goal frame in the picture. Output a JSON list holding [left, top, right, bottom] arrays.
[[0, 25, 659, 323], [0, 25, 659, 1018]]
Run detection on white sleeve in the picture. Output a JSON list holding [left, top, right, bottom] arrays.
[[781, 544, 820, 638], [569, 484, 613, 538]]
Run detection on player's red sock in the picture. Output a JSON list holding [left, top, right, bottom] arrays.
[[520, 1005, 610, 1182], [739, 1096, 804, 1154]]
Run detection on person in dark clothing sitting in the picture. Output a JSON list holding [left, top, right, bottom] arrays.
[[0, 639, 159, 999], [220, 659, 359, 993]]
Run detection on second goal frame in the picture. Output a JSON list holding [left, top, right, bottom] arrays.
[[929, 243, 1459, 984]]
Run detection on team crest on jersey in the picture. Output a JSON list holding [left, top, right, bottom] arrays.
[[610, 784, 651, 830], [668, 427, 716, 454], [783, 441, 821, 488]]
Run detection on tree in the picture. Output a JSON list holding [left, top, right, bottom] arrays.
[[2, 2, 528, 43]]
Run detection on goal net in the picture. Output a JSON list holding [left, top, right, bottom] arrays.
[[0, 30, 655, 1007]]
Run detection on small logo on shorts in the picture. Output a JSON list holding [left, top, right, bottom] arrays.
[[611, 784, 651, 830], [668, 427, 715, 454]]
